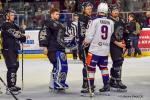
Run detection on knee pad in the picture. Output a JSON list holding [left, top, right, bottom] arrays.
[[8, 61, 19, 73], [12, 61, 19, 73], [113, 58, 124, 69], [110, 68, 120, 78]]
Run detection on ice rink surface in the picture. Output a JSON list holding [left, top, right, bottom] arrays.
[[0, 56, 150, 100]]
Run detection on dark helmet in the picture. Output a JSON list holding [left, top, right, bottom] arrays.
[[81, 1, 93, 10]]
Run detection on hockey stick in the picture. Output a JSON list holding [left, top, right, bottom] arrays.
[[122, 48, 127, 57], [82, 48, 94, 97], [21, 43, 24, 91], [0, 77, 19, 100]]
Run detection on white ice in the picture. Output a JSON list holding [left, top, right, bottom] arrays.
[[0, 57, 150, 100]]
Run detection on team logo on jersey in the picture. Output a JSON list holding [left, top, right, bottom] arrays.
[[58, 72, 67, 81], [115, 26, 124, 41], [39, 26, 47, 41], [53, 22, 58, 27], [60, 52, 66, 61]]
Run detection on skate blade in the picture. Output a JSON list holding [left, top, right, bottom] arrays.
[[0, 91, 2, 94], [63, 87, 69, 89], [96, 91, 111, 96], [110, 87, 127, 92], [81, 93, 95, 97], [49, 88, 65, 93], [6, 90, 21, 95]]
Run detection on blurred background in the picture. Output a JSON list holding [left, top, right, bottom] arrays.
[[0, 0, 150, 30]]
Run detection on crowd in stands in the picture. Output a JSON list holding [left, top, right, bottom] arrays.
[[0, 0, 150, 29]]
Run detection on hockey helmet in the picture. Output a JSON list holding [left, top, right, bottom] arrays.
[[97, 3, 108, 14]]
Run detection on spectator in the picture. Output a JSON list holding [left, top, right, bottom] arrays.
[[127, 13, 142, 57], [34, 7, 45, 29], [146, 11, 150, 28]]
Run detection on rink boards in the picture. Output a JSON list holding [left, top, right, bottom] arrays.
[[1, 29, 150, 59]]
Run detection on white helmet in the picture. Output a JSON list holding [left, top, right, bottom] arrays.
[[97, 3, 108, 14]]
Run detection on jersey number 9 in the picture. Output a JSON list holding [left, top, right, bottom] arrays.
[[101, 25, 108, 40]]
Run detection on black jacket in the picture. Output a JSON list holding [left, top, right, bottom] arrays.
[[78, 14, 91, 44], [109, 17, 126, 61], [126, 21, 136, 36], [1, 22, 26, 50], [39, 19, 65, 51]]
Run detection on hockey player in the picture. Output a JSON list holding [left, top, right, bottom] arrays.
[[1, 9, 27, 94], [39, 8, 69, 91], [109, 5, 127, 91], [78, 1, 94, 92], [82, 3, 114, 95]]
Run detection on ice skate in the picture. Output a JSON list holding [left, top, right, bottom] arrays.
[[61, 83, 69, 89], [49, 87, 65, 93], [110, 79, 127, 92], [0, 87, 2, 94], [80, 85, 95, 97], [6, 86, 21, 95], [99, 84, 110, 92], [49, 82, 65, 93], [97, 84, 111, 96]]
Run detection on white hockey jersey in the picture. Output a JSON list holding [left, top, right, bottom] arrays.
[[85, 16, 114, 56]]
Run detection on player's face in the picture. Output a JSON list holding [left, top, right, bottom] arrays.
[[51, 11, 60, 20], [111, 9, 119, 18], [84, 6, 93, 16], [6, 12, 15, 22]]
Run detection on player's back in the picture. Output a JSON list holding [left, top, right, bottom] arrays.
[[87, 17, 114, 56]]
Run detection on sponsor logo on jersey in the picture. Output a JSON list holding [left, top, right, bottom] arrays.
[[98, 42, 109, 46]]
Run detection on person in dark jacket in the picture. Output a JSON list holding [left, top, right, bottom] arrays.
[[39, 8, 69, 91], [1, 9, 26, 94], [77, 1, 94, 93], [127, 13, 141, 57], [109, 5, 127, 91]]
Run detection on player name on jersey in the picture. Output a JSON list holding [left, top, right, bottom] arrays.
[[99, 20, 111, 25]]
